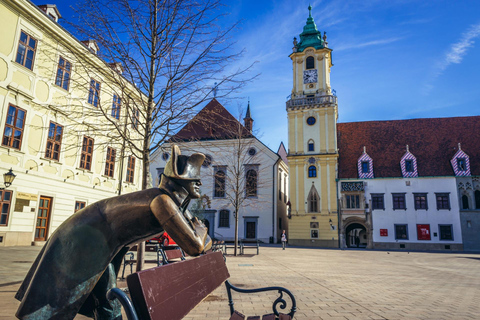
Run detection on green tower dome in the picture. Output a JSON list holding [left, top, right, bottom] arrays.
[[296, 5, 324, 52]]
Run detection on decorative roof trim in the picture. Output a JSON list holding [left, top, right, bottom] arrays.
[[357, 147, 374, 179], [400, 145, 418, 178], [451, 143, 471, 176]]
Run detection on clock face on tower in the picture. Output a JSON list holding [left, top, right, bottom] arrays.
[[303, 69, 318, 84]]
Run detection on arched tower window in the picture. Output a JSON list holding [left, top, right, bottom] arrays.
[[475, 190, 480, 209], [462, 195, 469, 210], [308, 185, 320, 213], [306, 56, 315, 69], [308, 139, 314, 152], [308, 165, 317, 178], [246, 169, 258, 198]]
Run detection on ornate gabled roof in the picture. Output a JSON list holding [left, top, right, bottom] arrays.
[[337, 116, 480, 178], [169, 98, 253, 142], [296, 5, 325, 52]]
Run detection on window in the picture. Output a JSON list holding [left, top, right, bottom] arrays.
[[371, 194, 384, 210], [156, 168, 164, 179], [45, 122, 63, 161], [214, 169, 226, 198], [2, 104, 26, 150], [414, 193, 428, 210], [439, 225, 453, 241], [306, 116, 316, 125], [55, 57, 71, 90], [306, 56, 315, 69], [80, 136, 94, 170], [15, 31, 37, 70], [405, 160, 413, 172], [435, 193, 450, 210], [0, 190, 12, 226], [345, 194, 360, 209], [111, 95, 121, 120], [126, 156, 135, 183], [284, 173, 287, 204], [462, 195, 469, 210], [219, 210, 229, 228], [88, 78, 101, 107], [308, 140, 314, 152], [132, 108, 139, 129], [279, 218, 282, 230], [279, 172, 282, 200], [361, 161, 370, 173], [416, 224, 431, 241], [308, 165, 317, 178], [392, 193, 406, 210], [308, 186, 319, 213], [104, 147, 116, 177], [457, 158, 466, 171], [202, 154, 212, 167], [248, 148, 256, 156], [476, 190, 480, 209], [395, 224, 408, 240], [310, 222, 319, 238], [246, 170, 257, 198], [74, 201, 86, 213]]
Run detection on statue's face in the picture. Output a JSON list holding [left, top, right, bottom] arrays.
[[177, 179, 202, 198]]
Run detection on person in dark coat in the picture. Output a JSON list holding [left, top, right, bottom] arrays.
[[15, 145, 211, 320]]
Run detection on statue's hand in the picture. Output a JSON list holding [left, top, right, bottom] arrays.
[[192, 217, 212, 252]]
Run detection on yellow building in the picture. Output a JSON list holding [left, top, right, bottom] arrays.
[[0, 0, 144, 246], [286, 6, 338, 247]]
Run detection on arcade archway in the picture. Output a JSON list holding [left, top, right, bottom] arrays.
[[345, 222, 367, 248]]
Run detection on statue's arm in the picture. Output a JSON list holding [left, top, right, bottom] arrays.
[[150, 194, 210, 256]]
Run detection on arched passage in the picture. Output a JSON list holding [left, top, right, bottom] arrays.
[[345, 222, 367, 248]]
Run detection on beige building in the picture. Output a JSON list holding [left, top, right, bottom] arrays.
[[0, 0, 144, 246], [286, 6, 338, 247]]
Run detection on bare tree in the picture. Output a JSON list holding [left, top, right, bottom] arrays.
[[35, 0, 255, 269]]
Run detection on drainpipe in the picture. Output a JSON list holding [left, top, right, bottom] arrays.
[[117, 106, 129, 195], [272, 157, 280, 244], [335, 178, 341, 248]]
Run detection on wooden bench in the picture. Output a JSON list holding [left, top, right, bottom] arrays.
[[240, 240, 260, 255], [121, 244, 163, 279], [158, 245, 185, 264], [223, 240, 242, 255], [108, 251, 296, 320]]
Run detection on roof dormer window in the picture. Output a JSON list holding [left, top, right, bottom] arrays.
[[357, 146, 374, 179], [400, 145, 418, 178], [451, 143, 471, 176]]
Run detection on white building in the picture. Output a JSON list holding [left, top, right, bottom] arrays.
[[150, 99, 289, 243], [337, 117, 479, 251]]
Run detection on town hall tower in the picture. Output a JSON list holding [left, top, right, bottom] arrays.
[[286, 6, 338, 247]]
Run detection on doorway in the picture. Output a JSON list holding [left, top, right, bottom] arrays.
[[345, 223, 367, 248], [245, 221, 256, 239], [35, 196, 53, 241]]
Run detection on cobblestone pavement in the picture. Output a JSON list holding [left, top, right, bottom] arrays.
[[1, 245, 480, 319]]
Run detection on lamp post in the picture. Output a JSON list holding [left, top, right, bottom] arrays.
[[1, 168, 16, 189]]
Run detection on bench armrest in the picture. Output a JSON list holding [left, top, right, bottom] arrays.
[[225, 280, 296, 318], [106, 288, 139, 320]]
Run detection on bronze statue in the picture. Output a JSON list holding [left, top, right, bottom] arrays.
[[15, 145, 212, 320]]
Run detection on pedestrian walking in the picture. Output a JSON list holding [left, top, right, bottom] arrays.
[[281, 230, 287, 250]]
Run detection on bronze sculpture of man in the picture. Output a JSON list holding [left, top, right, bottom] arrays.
[[15, 145, 211, 320]]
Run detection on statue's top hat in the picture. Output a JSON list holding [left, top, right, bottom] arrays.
[[164, 145, 205, 180]]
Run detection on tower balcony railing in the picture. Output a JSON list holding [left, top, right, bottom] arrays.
[[286, 94, 337, 109]]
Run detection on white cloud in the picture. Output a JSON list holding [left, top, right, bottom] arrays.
[[335, 37, 403, 52]]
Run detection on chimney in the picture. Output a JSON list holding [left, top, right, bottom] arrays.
[[244, 100, 253, 132], [109, 62, 124, 74], [38, 4, 61, 23], [82, 40, 99, 55]]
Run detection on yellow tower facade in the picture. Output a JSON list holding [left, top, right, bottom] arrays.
[[286, 6, 338, 247]]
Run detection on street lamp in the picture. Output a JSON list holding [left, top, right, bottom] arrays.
[[1, 168, 16, 189]]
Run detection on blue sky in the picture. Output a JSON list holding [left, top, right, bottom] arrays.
[[35, 0, 480, 151]]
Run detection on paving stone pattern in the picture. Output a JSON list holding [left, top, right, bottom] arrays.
[[1, 246, 479, 319]]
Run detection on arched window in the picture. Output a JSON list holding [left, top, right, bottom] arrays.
[[306, 56, 315, 70], [475, 190, 480, 209], [462, 195, 469, 210], [308, 165, 317, 178], [214, 170, 225, 198], [308, 139, 314, 152], [246, 169, 258, 197], [308, 185, 319, 213]]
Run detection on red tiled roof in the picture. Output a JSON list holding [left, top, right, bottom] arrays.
[[337, 116, 480, 178], [169, 98, 252, 142]]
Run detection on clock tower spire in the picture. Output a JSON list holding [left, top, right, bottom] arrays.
[[286, 5, 339, 248]]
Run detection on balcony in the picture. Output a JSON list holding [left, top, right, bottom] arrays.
[[286, 94, 337, 109]]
